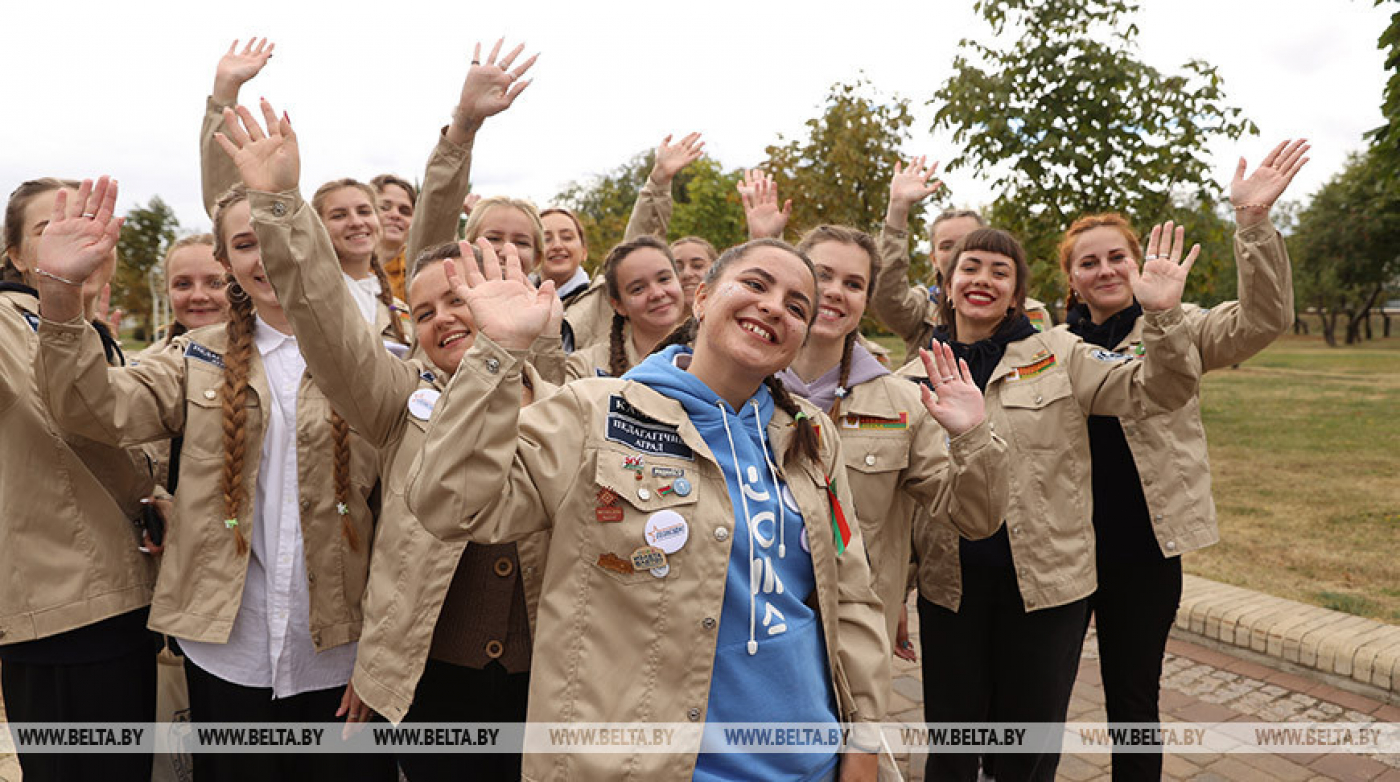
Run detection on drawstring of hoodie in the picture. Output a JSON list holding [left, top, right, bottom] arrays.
[[718, 400, 761, 657], [752, 400, 787, 560]]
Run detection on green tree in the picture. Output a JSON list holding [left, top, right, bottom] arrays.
[[114, 197, 180, 341], [555, 153, 748, 275], [1292, 150, 1400, 346], [934, 0, 1256, 306], [1367, 1, 1400, 176]]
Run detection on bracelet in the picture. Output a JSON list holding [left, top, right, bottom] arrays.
[[1231, 202, 1269, 211], [34, 267, 81, 286]]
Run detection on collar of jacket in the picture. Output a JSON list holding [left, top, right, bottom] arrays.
[[837, 375, 905, 421], [0, 283, 40, 313], [614, 378, 818, 479]]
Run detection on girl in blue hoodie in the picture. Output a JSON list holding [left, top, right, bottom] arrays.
[[408, 237, 889, 781]]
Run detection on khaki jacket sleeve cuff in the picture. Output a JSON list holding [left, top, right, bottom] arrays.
[[881, 223, 909, 242], [40, 313, 91, 333], [205, 95, 233, 112], [1143, 304, 1185, 329], [462, 334, 531, 382], [436, 126, 472, 164], [1235, 217, 1279, 243], [947, 419, 993, 460], [247, 189, 305, 223]]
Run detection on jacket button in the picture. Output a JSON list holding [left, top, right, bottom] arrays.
[[485, 640, 504, 659], [307, 572, 315, 584], [688, 708, 701, 721], [494, 557, 514, 578], [1011, 526, 1021, 536], [1035, 394, 1044, 404], [485, 358, 500, 374], [637, 488, 651, 501], [1166, 541, 1177, 551], [702, 617, 716, 630], [524, 566, 535, 576], [714, 527, 729, 542], [270, 200, 287, 217], [203, 389, 217, 400], [301, 500, 310, 511], [1153, 513, 1164, 523], [864, 454, 876, 466]]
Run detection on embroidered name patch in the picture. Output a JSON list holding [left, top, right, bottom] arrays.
[[184, 341, 225, 369], [605, 396, 693, 460], [21, 311, 40, 332], [1027, 310, 1049, 332], [841, 412, 909, 430], [1090, 348, 1133, 363], [1011, 353, 1057, 381], [595, 368, 611, 378]]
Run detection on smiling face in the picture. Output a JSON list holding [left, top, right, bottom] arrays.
[[376, 183, 414, 249], [807, 239, 872, 342], [933, 215, 984, 279], [672, 240, 716, 309], [694, 245, 816, 381], [166, 243, 228, 330], [320, 186, 381, 264], [409, 261, 476, 374], [610, 247, 683, 339], [472, 204, 539, 273], [948, 248, 1018, 334], [1069, 225, 1137, 320], [218, 200, 279, 314], [541, 211, 586, 287]]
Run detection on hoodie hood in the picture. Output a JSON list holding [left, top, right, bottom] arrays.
[[776, 339, 889, 414]]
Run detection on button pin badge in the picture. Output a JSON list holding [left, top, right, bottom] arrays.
[[644, 510, 689, 554], [630, 545, 668, 573], [672, 478, 692, 497]]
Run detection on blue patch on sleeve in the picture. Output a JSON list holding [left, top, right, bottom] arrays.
[[420, 369, 436, 383], [605, 395, 693, 459], [184, 341, 226, 369], [21, 311, 40, 332], [595, 368, 611, 378], [1090, 348, 1133, 363]]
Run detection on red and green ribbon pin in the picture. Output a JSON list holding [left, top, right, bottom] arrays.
[[823, 475, 853, 556]]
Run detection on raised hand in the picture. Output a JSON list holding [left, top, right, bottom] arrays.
[[444, 239, 556, 351], [1231, 139, 1310, 228], [887, 156, 943, 227], [650, 132, 705, 186], [36, 177, 123, 288], [462, 193, 482, 217], [449, 39, 538, 141], [214, 98, 300, 193], [918, 341, 985, 437], [1131, 221, 1199, 312], [213, 38, 275, 104], [738, 169, 791, 240]]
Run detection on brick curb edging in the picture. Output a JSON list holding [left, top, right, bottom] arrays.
[[1177, 573, 1400, 706]]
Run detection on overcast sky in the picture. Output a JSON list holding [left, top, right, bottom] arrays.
[[2, 0, 1390, 236]]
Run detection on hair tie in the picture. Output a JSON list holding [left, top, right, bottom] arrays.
[[793, 411, 810, 423]]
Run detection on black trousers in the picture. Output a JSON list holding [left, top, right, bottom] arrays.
[[0, 644, 156, 782], [398, 658, 530, 782], [183, 657, 397, 782], [918, 565, 1087, 782], [1087, 555, 1183, 782]]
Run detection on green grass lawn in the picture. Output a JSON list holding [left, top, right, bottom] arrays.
[[868, 330, 1400, 622]]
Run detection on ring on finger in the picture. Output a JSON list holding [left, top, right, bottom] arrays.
[[941, 375, 956, 383], [1145, 254, 1159, 260]]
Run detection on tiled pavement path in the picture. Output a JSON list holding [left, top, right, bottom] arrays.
[[2, 600, 1397, 782], [887, 599, 1400, 781]]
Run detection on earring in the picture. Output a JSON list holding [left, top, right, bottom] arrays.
[[226, 282, 249, 303]]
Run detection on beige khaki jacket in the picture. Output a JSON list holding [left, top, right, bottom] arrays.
[[834, 375, 1009, 643], [247, 188, 552, 723], [563, 326, 643, 381], [873, 225, 1052, 358], [900, 306, 1201, 612], [35, 316, 380, 650], [407, 338, 889, 781], [1053, 219, 1294, 558], [1, 289, 155, 644]]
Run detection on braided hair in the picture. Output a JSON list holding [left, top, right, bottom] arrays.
[[795, 225, 878, 422]]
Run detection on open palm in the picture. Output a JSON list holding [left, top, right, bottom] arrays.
[[444, 240, 557, 351], [455, 39, 537, 126], [1130, 221, 1198, 311], [918, 342, 985, 437], [36, 177, 123, 285], [214, 99, 300, 193]]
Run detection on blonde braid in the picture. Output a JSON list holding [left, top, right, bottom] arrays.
[[370, 254, 408, 345], [219, 282, 255, 556]]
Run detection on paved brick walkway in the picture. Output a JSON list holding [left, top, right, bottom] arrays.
[[888, 597, 1400, 781]]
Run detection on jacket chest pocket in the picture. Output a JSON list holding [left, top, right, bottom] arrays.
[[996, 370, 1075, 453], [182, 371, 259, 461], [842, 432, 910, 477], [587, 449, 701, 584]]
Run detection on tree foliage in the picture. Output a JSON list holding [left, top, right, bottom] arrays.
[[1367, 1, 1400, 176], [555, 153, 747, 275], [1292, 150, 1400, 346], [934, 0, 1256, 306], [114, 196, 180, 341]]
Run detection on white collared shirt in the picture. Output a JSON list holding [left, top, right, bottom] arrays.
[[343, 273, 381, 327], [179, 316, 357, 698], [556, 267, 591, 300]]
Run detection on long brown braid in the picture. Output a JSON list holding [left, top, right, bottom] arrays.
[[764, 374, 822, 468], [330, 410, 359, 551], [607, 313, 629, 378], [827, 331, 858, 422], [369, 252, 408, 345], [218, 281, 255, 556]]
